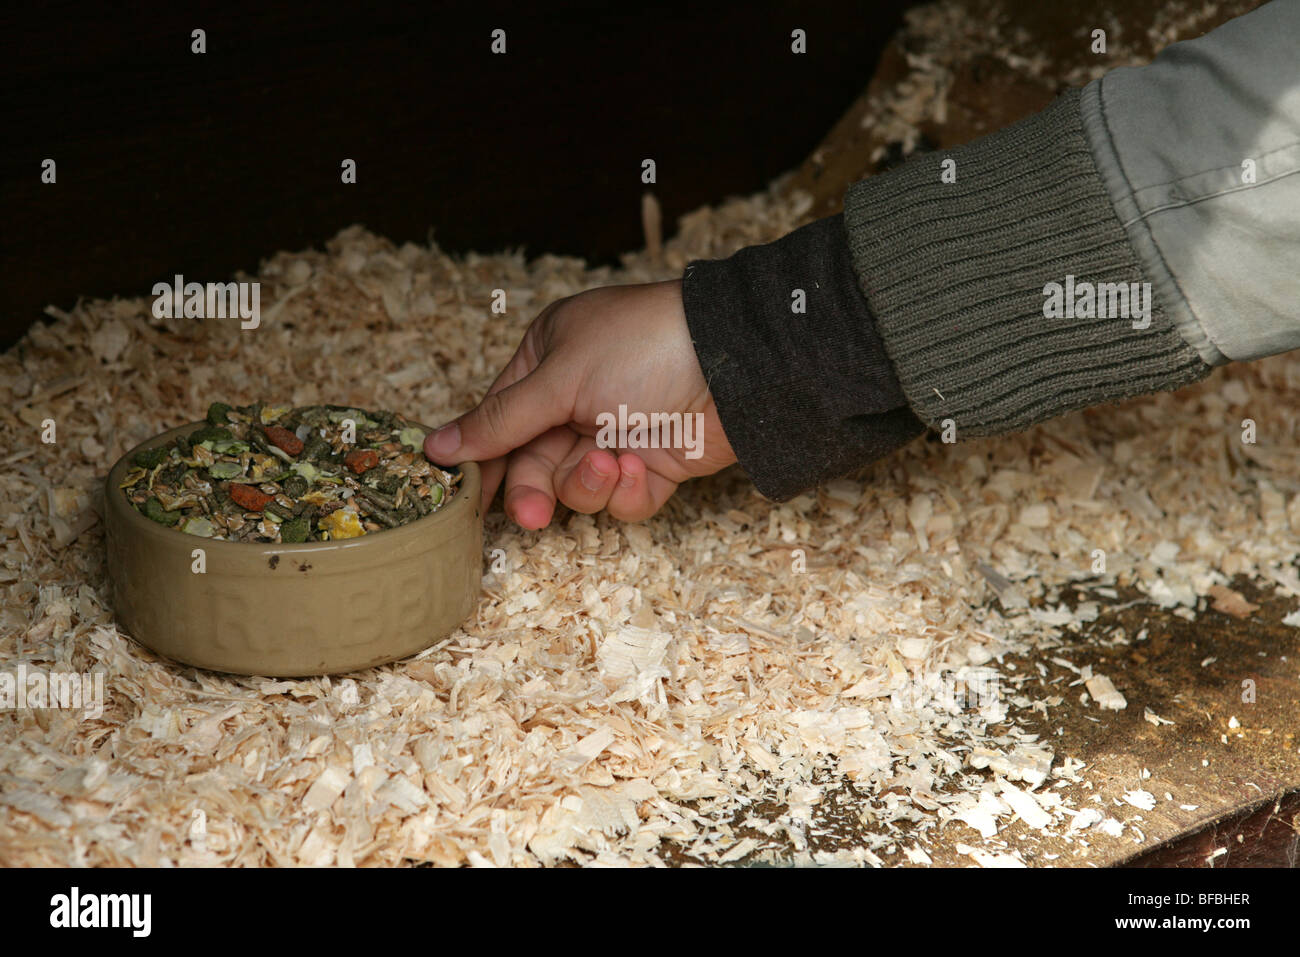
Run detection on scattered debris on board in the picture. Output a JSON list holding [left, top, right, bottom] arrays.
[[1085, 674, 1129, 712], [1207, 585, 1259, 619]]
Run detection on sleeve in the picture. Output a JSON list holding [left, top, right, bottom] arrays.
[[841, 1, 1300, 438], [682, 214, 924, 502], [1080, 0, 1300, 366]]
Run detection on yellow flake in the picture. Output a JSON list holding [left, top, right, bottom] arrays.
[[319, 508, 365, 540], [248, 454, 280, 482]]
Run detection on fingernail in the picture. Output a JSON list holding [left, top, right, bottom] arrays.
[[619, 471, 636, 488], [426, 423, 460, 461], [580, 461, 608, 491]]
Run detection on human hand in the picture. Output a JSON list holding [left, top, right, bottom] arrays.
[[425, 279, 737, 529]]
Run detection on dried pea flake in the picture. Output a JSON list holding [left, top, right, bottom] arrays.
[[120, 401, 461, 543]]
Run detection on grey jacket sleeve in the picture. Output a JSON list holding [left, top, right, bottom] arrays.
[[842, 1, 1300, 437], [1081, 0, 1300, 366]]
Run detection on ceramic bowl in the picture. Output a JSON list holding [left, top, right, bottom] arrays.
[[103, 420, 481, 676]]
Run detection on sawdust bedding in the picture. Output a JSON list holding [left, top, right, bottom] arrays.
[[5, 207, 1297, 868], [3, 1, 1297, 868]]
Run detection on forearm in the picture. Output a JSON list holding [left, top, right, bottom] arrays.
[[682, 3, 1299, 499]]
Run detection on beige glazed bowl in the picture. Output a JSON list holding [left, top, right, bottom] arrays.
[[104, 421, 482, 676]]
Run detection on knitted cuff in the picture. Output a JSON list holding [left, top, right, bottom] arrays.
[[843, 88, 1210, 437], [682, 214, 924, 502]]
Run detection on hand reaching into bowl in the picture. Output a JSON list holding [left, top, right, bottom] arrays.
[[425, 279, 738, 529]]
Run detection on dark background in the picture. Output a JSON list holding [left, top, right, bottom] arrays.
[[0, 1, 911, 350]]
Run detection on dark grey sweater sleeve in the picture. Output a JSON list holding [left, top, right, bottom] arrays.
[[844, 87, 1211, 437], [682, 214, 925, 502]]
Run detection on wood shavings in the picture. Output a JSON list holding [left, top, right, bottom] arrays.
[[718, 837, 758, 864], [1144, 708, 1175, 727], [1069, 807, 1103, 830], [907, 493, 932, 552], [1122, 790, 1157, 811], [597, 626, 671, 705], [2, 2, 1294, 867], [1207, 585, 1259, 619], [903, 844, 932, 865], [564, 727, 616, 767], [1084, 674, 1128, 711], [968, 744, 1054, 789], [303, 766, 350, 812], [952, 791, 1008, 839], [1097, 817, 1126, 837], [1000, 783, 1053, 830], [954, 843, 1026, 868], [975, 562, 1026, 609], [896, 636, 932, 660]]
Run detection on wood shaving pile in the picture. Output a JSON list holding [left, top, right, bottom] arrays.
[[3, 0, 1296, 867], [857, 0, 1261, 165]]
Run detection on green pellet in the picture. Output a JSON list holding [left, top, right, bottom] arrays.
[[141, 496, 180, 526], [188, 425, 234, 446], [133, 446, 170, 469]]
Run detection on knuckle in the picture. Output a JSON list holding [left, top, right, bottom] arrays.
[[534, 298, 571, 354], [478, 392, 510, 441]]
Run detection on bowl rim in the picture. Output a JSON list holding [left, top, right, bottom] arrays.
[[105, 418, 480, 555]]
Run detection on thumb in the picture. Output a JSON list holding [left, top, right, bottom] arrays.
[[425, 365, 571, 464]]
